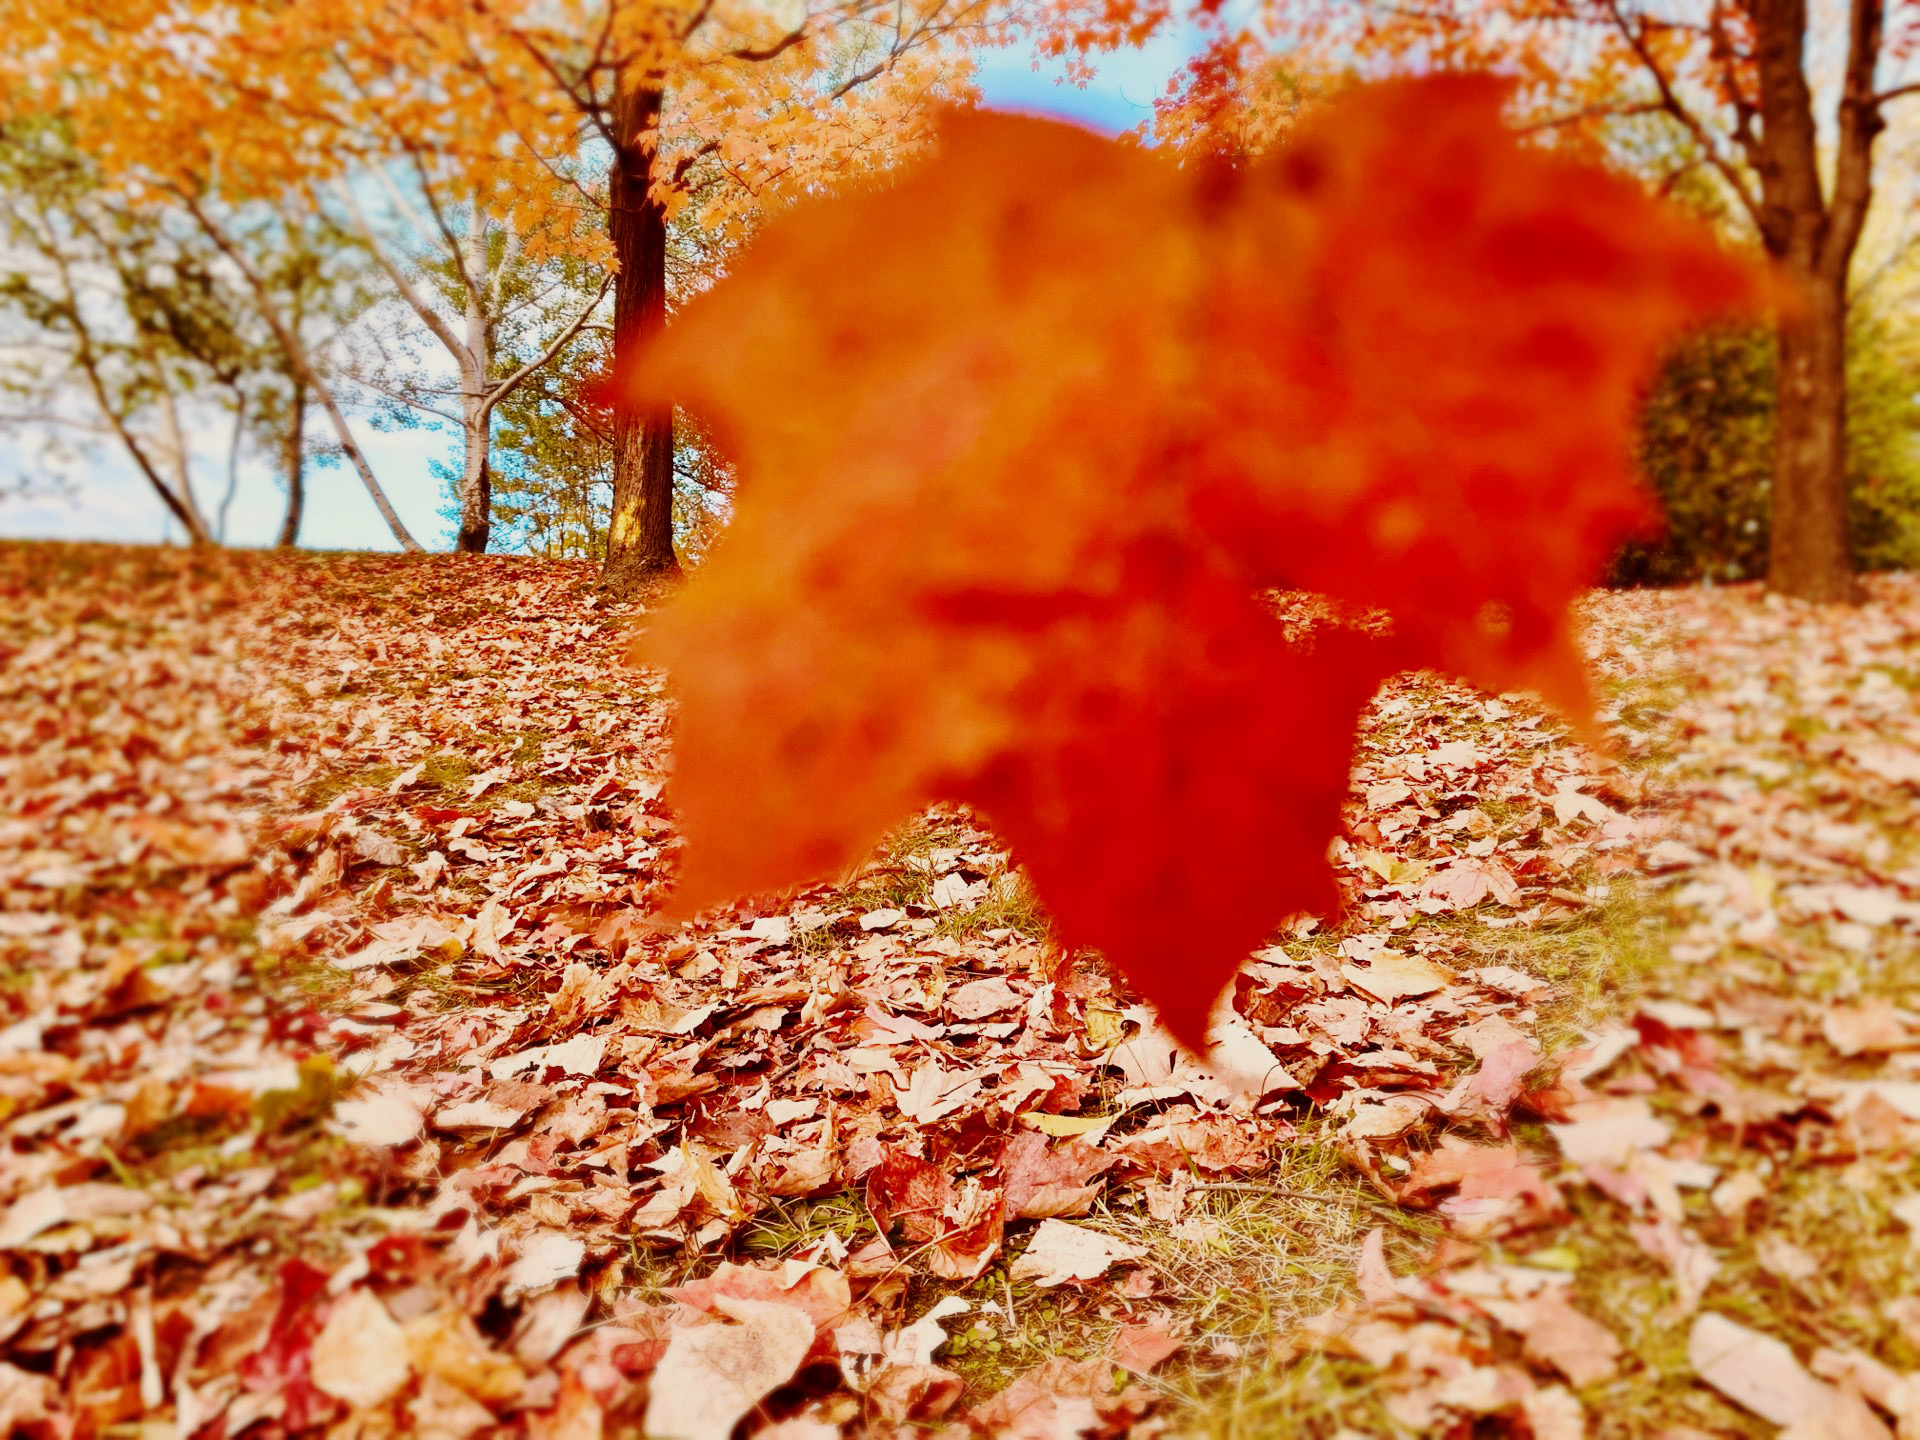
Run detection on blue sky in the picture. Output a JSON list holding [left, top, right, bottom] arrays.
[[0, 34, 1202, 553]]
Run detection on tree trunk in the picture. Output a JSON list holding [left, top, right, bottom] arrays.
[[456, 202, 494, 554], [605, 83, 679, 591], [1747, 0, 1883, 601], [1766, 271, 1854, 600], [277, 380, 305, 548], [456, 421, 493, 553]]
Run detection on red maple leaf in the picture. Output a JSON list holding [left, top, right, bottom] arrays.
[[626, 77, 1764, 1048]]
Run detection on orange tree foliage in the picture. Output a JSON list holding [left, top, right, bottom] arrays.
[[629, 78, 1766, 1048], [0, 0, 1163, 558], [0, 0, 1178, 304]]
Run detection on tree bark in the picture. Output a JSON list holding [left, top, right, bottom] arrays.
[[457, 431, 493, 553], [277, 380, 305, 548], [456, 202, 494, 554], [605, 83, 680, 590], [1767, 273, 1854, 600], [1748, 0, 1884, 601]]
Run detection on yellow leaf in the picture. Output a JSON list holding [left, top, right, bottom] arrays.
[[1021, 1112, 1112, 1137]]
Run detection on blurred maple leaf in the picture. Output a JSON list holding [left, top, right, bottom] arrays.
[[628, 76, 1764, 1047]]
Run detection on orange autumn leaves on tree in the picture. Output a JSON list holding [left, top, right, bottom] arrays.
[[630, 78, 1766, 1049]]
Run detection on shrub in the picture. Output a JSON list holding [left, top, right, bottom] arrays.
[[1615, 313, 1920, 585]]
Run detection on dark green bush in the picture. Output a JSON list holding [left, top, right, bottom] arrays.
[[1614, 314, 1920, 585]]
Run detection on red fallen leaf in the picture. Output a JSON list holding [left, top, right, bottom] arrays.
[[667, 1261, 854, 1336], [240, 1258, 335, 1430], [865, 1146, 1006, 1279], [69, 1332, 145, 1430], [1109, 1322, 1185, 1375], [1398, 1138, 1564, 1237], [865, 1145, 956, 1244], [364, 1232, 431, 1282], [998, 1132, 1119, 1220], [629, 77, 1764, 1048]]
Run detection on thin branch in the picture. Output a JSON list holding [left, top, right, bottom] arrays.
[[178, 190, 424, 552], [1823, 0, 1887, 284], [40, 234, 211, 542], [730, 24, 810, 62], [479, 271, 614, 424], [1514, 98, 1664, 133], [333, 180, 471, 363], [1600, 0, 1765, 228]]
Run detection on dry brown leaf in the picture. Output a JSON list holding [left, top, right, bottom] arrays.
[[1341, 949, 1455, 1004], [643, 1296, 815, 1440], [1009, 1220, 1146, 1287], [404, 1308, 525, 1405], [1690, 1312, 1840, 1428], [1823, 1000, 1915, 1057], [310, 1288, 411, 1409]]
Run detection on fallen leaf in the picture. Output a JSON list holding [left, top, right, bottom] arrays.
[[435, 1098, 533, 1132], [1341, 949, 1455, 1004], [1521, 1385, 1588, 1440], [1399, 1139, 1562, 1236], [0, 1363, 55, 1432], [0, 1183, 151, 1247], [999, 1132, 1117, 1219], [1548, 1096, 1671, 1167], [404, 1308, 525, 1405], [966, 1356, 1109, 1440], [947, 976, 1022, 1019], [1109, 1322, 1183, 1375], [505, 1232, 586, 1292], [1483, 1287, 1622, 1386], [409, 1375, 500, 1438], [1340, 1093, 1434, 1143], [1822, 1000, 1914, 1057], [669, 1261, 853, 1335], [1690, 1313, 1839, 1427], [471, 896, 512, 959], [334, 1091, 425, 1148], [643, 1295, 815, 1440], [882, 1295, 971, 1369], [1008, 1219, 1145, 1287], [311, 1288, 411, 1409], [1415, 860, 1521, 912]]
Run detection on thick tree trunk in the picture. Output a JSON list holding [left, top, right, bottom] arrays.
[[1746, 0, 1883, 601], [1767, 272, 1854, 600], [605, 84, 679, 591], [277, 382, 305, 548]]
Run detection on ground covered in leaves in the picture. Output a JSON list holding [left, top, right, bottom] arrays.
[[2, 542, 1917, 1439]]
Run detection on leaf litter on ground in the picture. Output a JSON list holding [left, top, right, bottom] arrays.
[[3, 543, 1920, 1436]]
